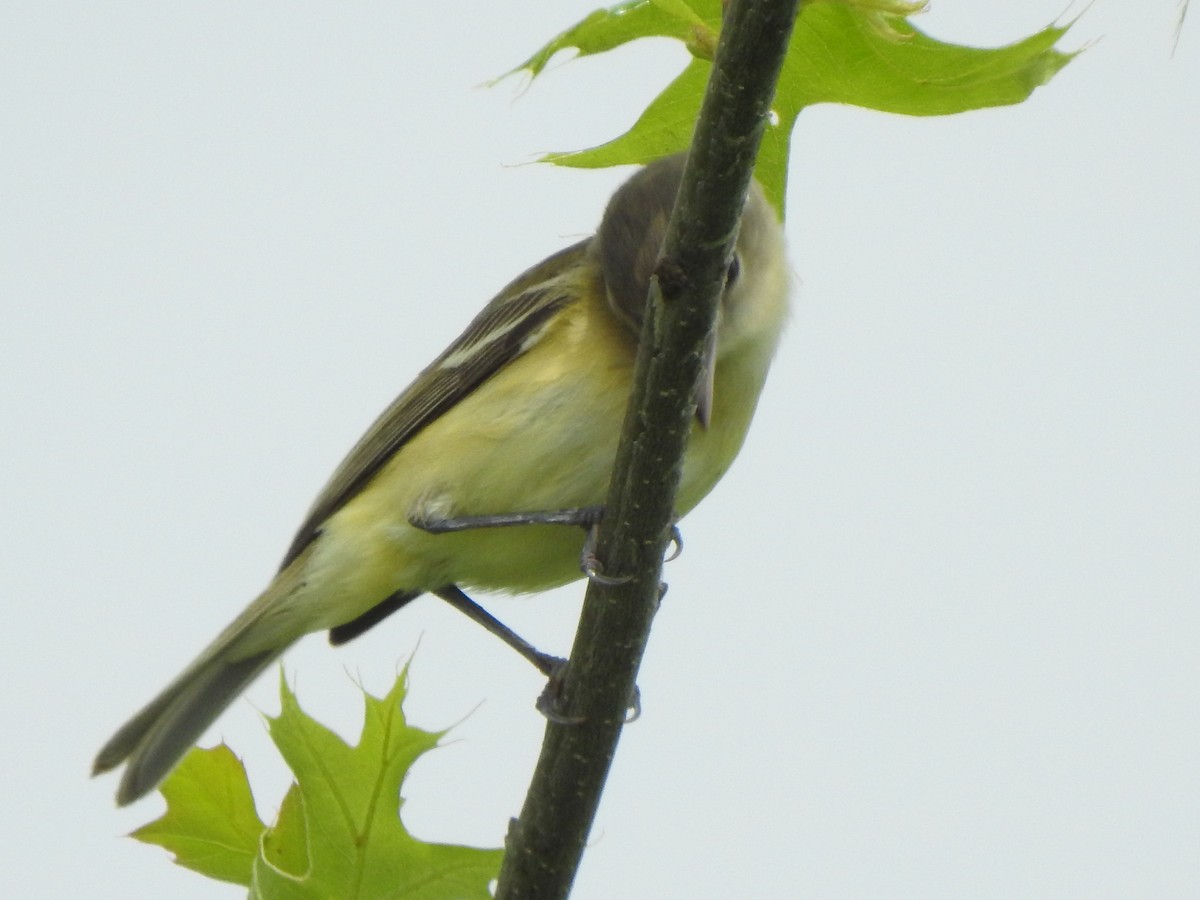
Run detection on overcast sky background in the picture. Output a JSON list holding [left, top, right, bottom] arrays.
[[3, 1, 1197, 897]]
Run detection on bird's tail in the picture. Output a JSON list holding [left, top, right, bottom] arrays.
[[93, 561, 310, 806]]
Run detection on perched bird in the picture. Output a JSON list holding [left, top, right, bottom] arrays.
[[93, 153, 790, 805]]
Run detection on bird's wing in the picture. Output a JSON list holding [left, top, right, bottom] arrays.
[[279, 239, 591, 568]]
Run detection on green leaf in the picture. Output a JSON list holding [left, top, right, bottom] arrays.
[[780, 5, 1076, 117], [500, 0, 1077, 216], [249, 670, 503, 899], [131, 743, 265, 886], [133, 670, 504, 899], [257, 783, 308, 879], [541, 58, 711, 171], [493, 0, 715, 84]]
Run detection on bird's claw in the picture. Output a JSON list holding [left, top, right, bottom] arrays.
[[534, 660, 642, 726], [580, 521, 634, 586], [535, 660, 586, 725], [664, 524, 683, 562]]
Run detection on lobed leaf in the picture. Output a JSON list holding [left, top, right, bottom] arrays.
[[132, 670, 503, 899], [131, 743, 265, 886], [501, 0, 1077, 215]]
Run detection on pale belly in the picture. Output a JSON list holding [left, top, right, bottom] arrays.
[[294, 304, 771, 630]]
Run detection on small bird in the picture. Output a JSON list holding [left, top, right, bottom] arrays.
[[93, 153, 790, 805]]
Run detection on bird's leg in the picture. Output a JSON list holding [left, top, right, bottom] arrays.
[[417, 508, 683, 725], [431, 585, 565, 678], [431, 585, 592, 724], [411, 506, 605, 533], [412, 506, 683, 584]]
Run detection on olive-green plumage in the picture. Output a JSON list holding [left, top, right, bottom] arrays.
[[93, 154, 790, 805]]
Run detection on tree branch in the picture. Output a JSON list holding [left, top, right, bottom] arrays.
[[493, 2, 801, 898]]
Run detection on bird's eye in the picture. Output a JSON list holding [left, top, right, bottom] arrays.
[[725, 253, 742, 288]]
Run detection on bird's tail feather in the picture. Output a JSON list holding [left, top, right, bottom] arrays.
[[94, 646, 278, 805], [94, 562, 310, 805]]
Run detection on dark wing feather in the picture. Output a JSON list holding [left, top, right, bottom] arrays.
[[279, 239, 591, 568]]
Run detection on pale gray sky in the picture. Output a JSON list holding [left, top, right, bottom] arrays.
[[2, 2, 1197, 898]]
